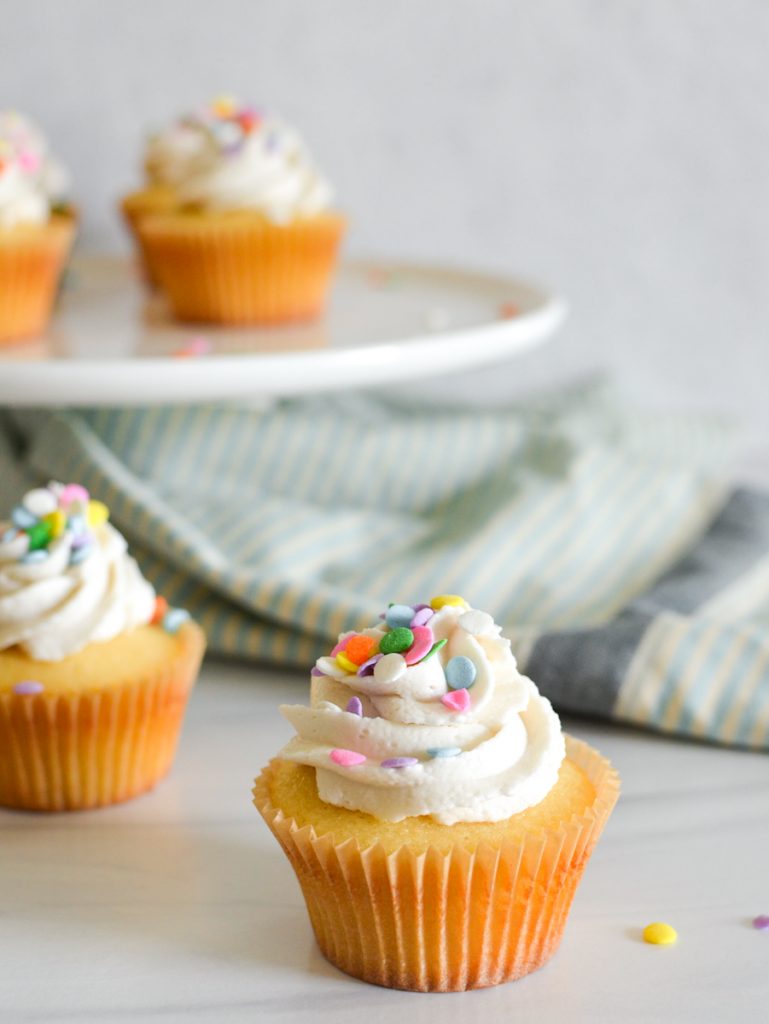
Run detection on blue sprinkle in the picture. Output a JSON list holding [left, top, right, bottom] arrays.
[[68, 514, 87, 536], [163, 607, 191, 635], [426, 747, 462, 758], [2, 527, 19, 543], [12, 506, 37, 529], [385, 604, 415, 630], [445, 655, 477, 690], [22, 549, 49, 564], [69, 544, 93, 565]]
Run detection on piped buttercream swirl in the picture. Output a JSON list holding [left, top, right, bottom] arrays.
[[279, 601, 565, 825], [0, 484, 155, 661], [0, 111, 69, 227]]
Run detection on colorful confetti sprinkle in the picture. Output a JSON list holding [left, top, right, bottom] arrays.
[[357, 652, 383, 676], [446, 655, 477, 690], [345, 696, 363, 716], [381, 757, 419, 769], [441, 688, 471, 713], [403, 625, 434, 665], [418, 637, 447, 663], [335, 652, 358, 674], [162, 607, 191, 635], [385, 604, 415, 630], [12, 680, 44, 695], [499, 302, 520, 320], [642, 922, 677, 945], [379, 627, 414, 655], [430, 594, 468, 611], [330, 748, 367, 767], [752, 915, 769, 931]]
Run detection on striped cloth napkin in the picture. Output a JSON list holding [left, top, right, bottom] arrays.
[[2, 381, 768, 749]]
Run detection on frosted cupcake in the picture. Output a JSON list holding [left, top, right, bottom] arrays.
[[0, 111, 75, 344], [136, 97, 345, 324], [0, 483, 205, 811], [255, 595, 619, 991]]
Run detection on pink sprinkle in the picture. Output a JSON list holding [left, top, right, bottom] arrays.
[[753, 915, 769, 931], [17, 150, 41, 173], [404, 625, 434, 665], [330, 748, 367, 767], [441, 688, 471, 713], [13, 680, 44, 695], [59, 483, 89, 507], [410, 606, 434, 628], [173, 335, 212, 358], [330, 638, 347, 656]]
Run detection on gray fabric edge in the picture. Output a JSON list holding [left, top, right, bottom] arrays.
[[525, 607, 654, 716]]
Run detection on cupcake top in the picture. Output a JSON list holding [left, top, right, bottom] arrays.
[[279, 595, 565, 825], [153, 96, 334, 222], [143, 117, 211, 191], [0, 111, 69, 228], [0, 483, 155, 661]]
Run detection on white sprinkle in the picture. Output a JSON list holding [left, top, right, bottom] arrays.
[[373, 653, 407, 686], [23, 488, 57, 518]]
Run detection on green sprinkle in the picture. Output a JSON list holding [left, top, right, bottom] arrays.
[[418, 638, 447, 663], [379, 627, 413, 655]]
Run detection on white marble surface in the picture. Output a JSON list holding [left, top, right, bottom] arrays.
[[1, 660, 767, 1023]]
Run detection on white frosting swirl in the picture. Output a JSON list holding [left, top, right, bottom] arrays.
[[279, 603, 565, 825], [0, 111, 69, 227], [177, 112, 333, 222], [143, 121, 211, 189], [0, 516, 155, 661]]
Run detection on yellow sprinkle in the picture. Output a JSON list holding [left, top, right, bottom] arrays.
[[430, 594, 469, 611], [86, 500, 109, 528], [211, 94, 236, 117], [335, 652, 358, 674], [643, 922, 677, 945], [43, 509, 67, 538]]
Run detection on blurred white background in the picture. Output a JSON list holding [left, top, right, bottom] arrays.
[[3, 0, 768, 449]]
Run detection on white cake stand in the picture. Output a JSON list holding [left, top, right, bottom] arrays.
[[0, 257, 567, 407]]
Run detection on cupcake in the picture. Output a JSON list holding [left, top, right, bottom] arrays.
[[0, 111, 75, 344], [135, 97, 345, 324], [255, 595, 619, 992], [0, 483, 205, 811]]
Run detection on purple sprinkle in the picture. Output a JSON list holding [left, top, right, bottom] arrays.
[[381, 757, 419, 769], [346, 696, 363, 716], [410, 606, 434, 628], [753, 915, 769, 931], [310, 667, 326, 677], [70, 530, 93, 550], [13, 680, 44, 695], [412, 603, 431, 612], [357, 653, 383, 677]]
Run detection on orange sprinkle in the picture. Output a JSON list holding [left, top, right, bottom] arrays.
[[499, 302, 519, 320], [151, 595, 168, 625], [344, 634, 378, 666]]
